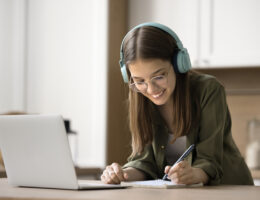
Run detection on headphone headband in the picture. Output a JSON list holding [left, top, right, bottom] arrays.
[[119, 22, 191, 83]]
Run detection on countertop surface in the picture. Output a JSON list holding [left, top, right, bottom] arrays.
[[1, 178, 260, 200]]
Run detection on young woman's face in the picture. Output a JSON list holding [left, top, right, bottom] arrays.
[[128, 59, 176, 106]]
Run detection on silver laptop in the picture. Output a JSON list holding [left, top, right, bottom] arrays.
[[0, 114, 125, 190]]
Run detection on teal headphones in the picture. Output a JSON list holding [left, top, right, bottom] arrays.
[[119, 22, 192, 83]]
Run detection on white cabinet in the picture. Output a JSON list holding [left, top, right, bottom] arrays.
[[128, 0, 260, 67], [198, 0, 260, 67], [26, 0, 108, 168]]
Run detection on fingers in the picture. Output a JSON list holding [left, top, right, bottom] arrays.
[[111, 163, 125, 180], [164, 165, 171, 174], [168, 164, 185, 181], [167, 161, 193, 184], [101, 167, 119, 184], [169, 160, 188, 174], [101, 163, 127, 184]]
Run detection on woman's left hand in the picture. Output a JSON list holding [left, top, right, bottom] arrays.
[[164, 161, 208, 185]]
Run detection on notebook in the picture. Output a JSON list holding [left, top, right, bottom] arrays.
[[121, 179, 203, 189], [0, 114, 125, 190]]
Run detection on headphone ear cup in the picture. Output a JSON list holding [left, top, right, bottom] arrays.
[[172, 51, 180, 73], [176, 48, 191, 73], [120, 64, 129, 83]]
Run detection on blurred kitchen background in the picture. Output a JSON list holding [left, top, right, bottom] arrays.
[[0, 0, 260, 183]]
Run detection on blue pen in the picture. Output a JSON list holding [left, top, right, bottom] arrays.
[[162, 144, 195, 181]]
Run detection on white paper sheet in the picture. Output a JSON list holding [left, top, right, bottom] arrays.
[[121, 179, 203, 189]]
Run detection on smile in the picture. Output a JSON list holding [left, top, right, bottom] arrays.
[[152, 90, 165, 99]]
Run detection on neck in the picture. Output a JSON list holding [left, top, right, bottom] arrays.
[[158, 96, 174, 132]]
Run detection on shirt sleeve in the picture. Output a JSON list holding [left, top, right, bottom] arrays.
[[122, 143, 159, 179], [192, 79, 227, 185]]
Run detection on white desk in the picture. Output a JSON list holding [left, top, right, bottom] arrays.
[[1, 178, 260, 200]]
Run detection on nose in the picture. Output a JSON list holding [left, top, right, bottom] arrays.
[[146, 82, 160, 94]]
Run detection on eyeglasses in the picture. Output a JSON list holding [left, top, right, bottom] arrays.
[[129, 67, 171, 93]]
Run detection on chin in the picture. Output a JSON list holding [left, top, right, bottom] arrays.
[[149, 96, 168, 106], [151, 100, 167, 106]]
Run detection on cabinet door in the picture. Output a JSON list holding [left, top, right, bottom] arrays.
[[198, 0, 260, 67]]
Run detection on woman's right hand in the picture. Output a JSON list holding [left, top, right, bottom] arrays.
[[101, 163, 128, 184]]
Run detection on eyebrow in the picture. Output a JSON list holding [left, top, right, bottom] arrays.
[[131, 67, 166, 79]]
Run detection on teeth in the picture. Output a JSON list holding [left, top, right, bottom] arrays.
[[152, 91, 164, 98]]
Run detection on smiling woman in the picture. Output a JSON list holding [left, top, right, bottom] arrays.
[[123, 25, 192, 157], [129, 59, 176, 105], [100, 22, 254, 186], [129, 60, 171, 90]]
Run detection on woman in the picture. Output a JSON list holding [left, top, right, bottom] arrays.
[[101, 22, 253, 185]]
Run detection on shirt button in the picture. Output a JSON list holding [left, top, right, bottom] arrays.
[[161, 145, 165, 149]]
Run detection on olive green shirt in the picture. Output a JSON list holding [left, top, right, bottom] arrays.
[[123, 73, 254, 185]]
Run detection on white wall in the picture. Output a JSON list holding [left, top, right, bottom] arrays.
[[0, 0, 12, 112], [0, 0, 26, 112], [0, 0, 108, 168]]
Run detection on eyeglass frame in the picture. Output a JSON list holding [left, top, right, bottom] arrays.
[[129, 66, 172, 93]]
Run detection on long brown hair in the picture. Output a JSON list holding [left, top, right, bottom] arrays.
[[123, 26, 193, 157]]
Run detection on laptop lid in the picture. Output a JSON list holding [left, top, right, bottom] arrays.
[[0, 114, 79, 189]]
